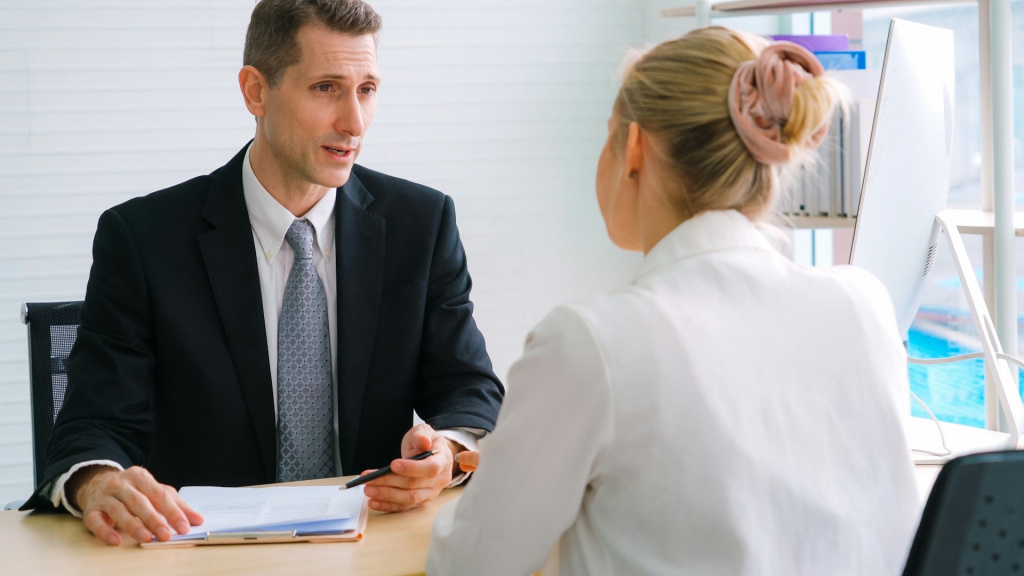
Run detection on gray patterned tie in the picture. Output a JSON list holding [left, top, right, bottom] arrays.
[[277, 219, 335, 482]]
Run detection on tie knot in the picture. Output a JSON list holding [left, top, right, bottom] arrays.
[[285, 219, 316, 260]]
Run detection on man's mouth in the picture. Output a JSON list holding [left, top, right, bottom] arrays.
[[325, 146, 352, 157]]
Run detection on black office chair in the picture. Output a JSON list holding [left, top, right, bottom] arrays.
[[904, 450, 1024, 575], [19, 301, 84, 488]]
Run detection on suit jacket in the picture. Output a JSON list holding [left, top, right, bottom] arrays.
[[25, 144, 504, 509]]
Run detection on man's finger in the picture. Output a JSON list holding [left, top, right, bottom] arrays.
[[169, 488, 204, 529], [137, 482, 189, 537], [404, 432, 434, 457], [364, 471, 427, 489], [363, 485, 433, 506], [390, 455, 445, 478], [114, 485, 176, 541], [103, 498, 154, 544], [368, 498, 415, 513], [111, 467, 173, 540], [83, 509, 120, 546]]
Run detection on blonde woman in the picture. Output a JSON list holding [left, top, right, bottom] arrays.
[[426, 26, 918, 575]]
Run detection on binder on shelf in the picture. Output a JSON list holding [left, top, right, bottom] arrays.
[[833, 69, 881, 218], [779, 68, 880, 221], [816, 138, 831, 216], [803, 161, 817, 216], [829, 111, 843, 217]]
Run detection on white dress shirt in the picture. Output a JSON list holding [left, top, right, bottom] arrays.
[[50, 144, 477, 513], [427, 210, 919, 576]]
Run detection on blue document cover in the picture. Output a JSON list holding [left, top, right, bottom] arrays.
[[815, 51, 867, 71]]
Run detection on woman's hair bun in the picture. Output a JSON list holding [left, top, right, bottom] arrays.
[[729, 41, 840, 165]]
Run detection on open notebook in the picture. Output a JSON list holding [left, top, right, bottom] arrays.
[[140, 485, 368, 548]]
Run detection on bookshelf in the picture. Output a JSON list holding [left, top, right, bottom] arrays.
[[662, 0, 973, 19], [664, 0, 1020, 430], [789, 216, 857, 229]]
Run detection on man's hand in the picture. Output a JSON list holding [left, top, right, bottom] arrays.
[[362, 423, 460, 512], [68, 465, 204, 546]]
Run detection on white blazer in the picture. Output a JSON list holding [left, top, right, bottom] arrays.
[[427, 210, 919, 576]]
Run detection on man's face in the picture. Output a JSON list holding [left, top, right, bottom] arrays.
[[258, 26, 380, 191]]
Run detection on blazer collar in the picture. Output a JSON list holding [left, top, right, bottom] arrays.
[[635, 210, 778, 281], [339, 166, 375, 209], [198, 142, 278, 482], [200, 144, 251, 227], [334, 167, 385, 473]]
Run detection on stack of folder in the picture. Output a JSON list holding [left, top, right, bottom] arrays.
[[139, 485, 368, 548], [769, 34, 877, 220]]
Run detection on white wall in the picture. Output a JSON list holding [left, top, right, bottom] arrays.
[[0, 1, 653, 504]]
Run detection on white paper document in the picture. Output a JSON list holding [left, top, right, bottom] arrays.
[[170, 485, 365, 540]]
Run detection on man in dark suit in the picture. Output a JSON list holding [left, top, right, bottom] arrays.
[[23, 0, 504, 546]]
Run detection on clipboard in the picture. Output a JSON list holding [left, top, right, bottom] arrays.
[[139, 485, 369, 549], [140, 496, 368, 548]]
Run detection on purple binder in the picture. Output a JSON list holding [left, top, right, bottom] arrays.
[[769, 34, 849, 52]]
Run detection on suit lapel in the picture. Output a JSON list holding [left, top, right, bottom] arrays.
[[336, 171, 385, 472], [198, 145, 277, 482]]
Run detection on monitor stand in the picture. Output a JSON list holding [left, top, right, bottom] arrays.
[[907, 211, 1023, 464]]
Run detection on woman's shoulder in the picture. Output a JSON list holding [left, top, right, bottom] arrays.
[[821, 265, 896, 310], [817, 264, 903, 337], [542, 288, 655, 340], [524, 291, 650, 368]]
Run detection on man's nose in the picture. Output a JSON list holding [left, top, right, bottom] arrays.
[[334, 94, 366, 137]]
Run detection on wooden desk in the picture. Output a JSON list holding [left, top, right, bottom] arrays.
[[0, 465, 946, 575], [2, 477, 460, 576]]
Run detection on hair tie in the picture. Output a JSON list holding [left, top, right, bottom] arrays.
[[728, 41, 827, 165]]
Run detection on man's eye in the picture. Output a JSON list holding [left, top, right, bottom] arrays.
[[314, 84, 332, 92], [360, 85, 376, 95]]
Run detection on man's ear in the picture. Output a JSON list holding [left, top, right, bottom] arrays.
[[625, 121, 644, 180], [238, 65, 268, 118]]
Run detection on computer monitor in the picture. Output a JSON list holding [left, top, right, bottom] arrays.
[[849, 18, 954, 340], [849, 19, 1023, 458]]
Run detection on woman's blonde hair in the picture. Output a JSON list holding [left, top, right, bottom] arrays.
[[612, 26, 841, 221]]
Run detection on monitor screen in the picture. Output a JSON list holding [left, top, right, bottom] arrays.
[[849, 18, 955, 339]]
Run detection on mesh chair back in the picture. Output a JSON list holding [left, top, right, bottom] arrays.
[[21, 301, 83, 486], [904, 450, 1024, 576]]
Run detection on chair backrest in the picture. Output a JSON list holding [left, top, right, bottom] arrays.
[[903, 450, 1024, 576], [21, 301, 83, 487]]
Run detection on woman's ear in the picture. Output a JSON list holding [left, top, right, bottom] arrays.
[[624, 121, 644, 180], [238, 65, 268, 118]]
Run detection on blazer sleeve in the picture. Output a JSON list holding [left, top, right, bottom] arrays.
[[32, 208, 157, 501], [426, 305, 614, 576], [414, 195, 504, 431]]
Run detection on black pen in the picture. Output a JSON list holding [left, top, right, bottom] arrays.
[[339, 450, 435, 490]]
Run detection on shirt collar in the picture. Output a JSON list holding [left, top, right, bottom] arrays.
[[241, 144, 337, 262], [635, 209, 777, 281]]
